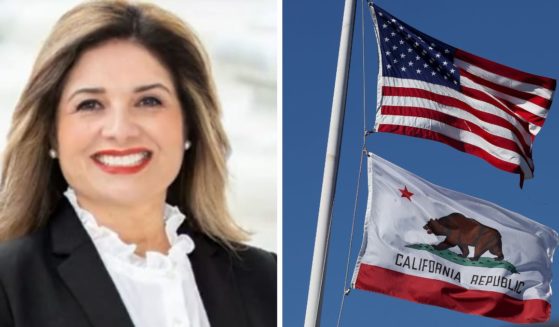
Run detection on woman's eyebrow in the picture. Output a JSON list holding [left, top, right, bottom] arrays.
[[67, 87, 104, 102], [67, 83, 172, 103], [133, 83, 172, 94]]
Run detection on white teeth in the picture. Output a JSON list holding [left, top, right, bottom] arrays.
[[96, 152, 149, 167]]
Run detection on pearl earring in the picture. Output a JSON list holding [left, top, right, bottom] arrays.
[[48, 149, 57, 159], [184, 140, 192, 151]]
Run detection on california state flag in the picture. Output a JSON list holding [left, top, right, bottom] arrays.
[[351, 153, 559, 323]]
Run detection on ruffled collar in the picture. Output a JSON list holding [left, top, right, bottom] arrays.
[[63, 188, 195, 270]]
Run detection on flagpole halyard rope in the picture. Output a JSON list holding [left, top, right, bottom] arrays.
[[335, 0, 369, 326], [335, 146, 365, 327], [361, 0, 368, 148]]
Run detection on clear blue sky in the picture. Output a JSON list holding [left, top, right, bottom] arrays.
[[283, 1, 559, 326]]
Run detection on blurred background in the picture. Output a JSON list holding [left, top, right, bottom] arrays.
[[0, 0, 277, 251]]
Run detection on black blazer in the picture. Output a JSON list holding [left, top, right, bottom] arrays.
[[0, 198, 276, 326]]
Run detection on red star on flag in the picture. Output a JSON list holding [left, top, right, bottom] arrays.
[[399, 186, 414, 201]]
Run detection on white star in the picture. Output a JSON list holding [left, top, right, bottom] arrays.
[[399, 40, 405, 45], [383, 24, 388, 29], [442, 61, 448, 66], [414, 42, 419, 47], [391, 18, 397, 22], [401, 67, 406, 71], [450, 68, 455, 73], [423, 63, 429, 68], [379, 12, 383, 16], [391, 32, 396, 36], [406, 34, 412, 39], [422, 50, 427, 55], [418, 36, 424, 42], [393, 59, 399, 63], [444, 75, 448, 80], [435, 53, 441, 58], [392, 45, 398, 50], [431, 43, 436, 47], [415, 56, 421, 60], [408, 48, 413, 53], [428, 46, 433, 51], [384, 37, 390, 42], [431, 71, 436, 76], [400, 53, 406, 58], [399, 25, 404, 30], [385, 51, 391, 56], [416, 69, 422, 74], [453, 80, 458, 84], [444, 49, 450, 53], [386, 64, 392, 69], [408, 61, 414, 66]]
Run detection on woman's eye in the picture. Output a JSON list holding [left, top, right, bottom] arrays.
[[76, 99, 102, 111], [138, 96, 162, 107]]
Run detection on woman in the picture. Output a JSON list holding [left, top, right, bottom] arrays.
[[0, 1, 276, 326]]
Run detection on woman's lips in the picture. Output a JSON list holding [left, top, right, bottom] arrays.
[[91, 148, 152, 174]]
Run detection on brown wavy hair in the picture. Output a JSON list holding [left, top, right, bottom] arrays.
[[0, 0, 247, 246]]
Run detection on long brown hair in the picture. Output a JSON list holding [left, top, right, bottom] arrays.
[[0, 0, 247, 246]]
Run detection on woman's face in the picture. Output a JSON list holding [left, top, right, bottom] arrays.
[[57, 39, 185, 206]]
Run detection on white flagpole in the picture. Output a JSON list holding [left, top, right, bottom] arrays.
[[304, 0, 356, 326]]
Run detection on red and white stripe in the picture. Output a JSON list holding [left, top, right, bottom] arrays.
[[375, 50, 555, 181], [354, 264, 551, 324]]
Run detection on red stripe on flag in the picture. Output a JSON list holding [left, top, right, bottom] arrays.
[[381, 106, 532, 167], [382, 86, 532, 153], [460, 69, 552, 109], [354, 263, 551, 323], [377, 124, 524, 175], [461, 86, 545, 128], [455, 49, 557, 90]]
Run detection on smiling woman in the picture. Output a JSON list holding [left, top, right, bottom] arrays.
[[0, 1, 275, 327], [56, 39, 187, 255]]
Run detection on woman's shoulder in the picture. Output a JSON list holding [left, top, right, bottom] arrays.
[[229, 243, 277, 299], [187, 230, 276, 285], [173, 219, 277, 326], [232, 243, 277, 272], [0, 198, 74, 271], [0, 229, 47, 276], [193, 232, 276, 268]]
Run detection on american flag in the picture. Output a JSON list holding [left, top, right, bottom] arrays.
[[370, 4, 556, 185]]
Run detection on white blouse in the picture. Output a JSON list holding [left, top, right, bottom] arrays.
[[64, 189, 211, 327]]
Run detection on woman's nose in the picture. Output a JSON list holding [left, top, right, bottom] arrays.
[[100, 105, 141, 142]]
